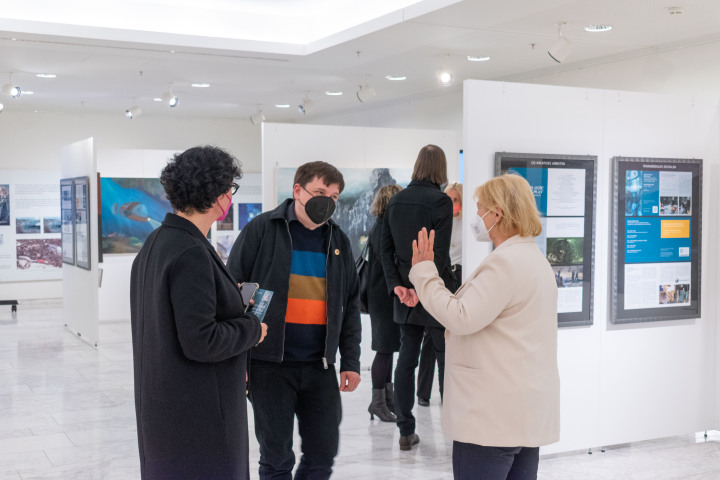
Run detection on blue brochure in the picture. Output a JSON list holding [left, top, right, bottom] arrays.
[[250, 288, 273, 322]]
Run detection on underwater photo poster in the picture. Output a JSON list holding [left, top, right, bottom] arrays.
[[99, 177, 172, 255]]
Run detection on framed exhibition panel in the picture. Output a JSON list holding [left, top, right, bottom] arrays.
[[74, 176, 91, 270], [611, 157, 702, 324], [60, 178, 75, 266], [495, 152, 597, 327]]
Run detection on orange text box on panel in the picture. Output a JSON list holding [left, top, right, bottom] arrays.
[[660, 219, 690, 238]]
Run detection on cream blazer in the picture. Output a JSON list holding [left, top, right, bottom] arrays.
[[409, 235, 560, 447]]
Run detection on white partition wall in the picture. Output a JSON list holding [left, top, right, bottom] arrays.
[[61, 138, 100, 346], [463, 80, 719, 454], [262, 123, 460, 368]]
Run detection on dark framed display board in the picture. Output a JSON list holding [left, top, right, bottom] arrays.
[[495, 152, 597, 327], [611, 157, 702, 324], [60, 178, 75, 266], [73, 176, 91, 270]]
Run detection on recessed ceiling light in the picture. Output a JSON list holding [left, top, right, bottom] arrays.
[[191, 83, 210, 88], [275, 104, 290, 108], [23, 91, 34, 95], [467, 56, 490, 62], [584, 25, 612, 32], [153, 97, 162, 102], [36, 73, 57, 78], [325, 91, 343, 96], [385, 75, 407, 81]]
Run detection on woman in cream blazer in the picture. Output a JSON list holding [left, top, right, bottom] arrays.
[[408, 174, 560, 480]]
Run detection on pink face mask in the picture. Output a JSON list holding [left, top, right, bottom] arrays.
[[452, 203, 461, 215], [217, 193, 232, 222]]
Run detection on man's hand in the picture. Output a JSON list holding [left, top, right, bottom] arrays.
[[256, 322, 268, 345], [394, 285, 409, 303], [405, 288, 419, 307], [339, 371, 361, 392]]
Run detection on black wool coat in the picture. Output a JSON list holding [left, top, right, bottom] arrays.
[[130, 213, 262, 480], [380, 180, 458, 328], [367, 217, 400, 353]]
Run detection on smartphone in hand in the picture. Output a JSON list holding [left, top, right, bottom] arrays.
[[239, 282, 260, 313]]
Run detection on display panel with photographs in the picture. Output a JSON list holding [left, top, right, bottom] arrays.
[[611, 157, 702, 324], [496, 152, 597, 327], [74, 176, 91, 270], [61, 179, 75, 265]]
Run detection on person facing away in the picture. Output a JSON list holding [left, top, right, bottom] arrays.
[[416, 181, 462, 407], [408, 173, 560, 480], [366, 184, 403, 423], [380, 144, 458, 451], [226, 161, 362, 480], [130, 145, 267, 480]]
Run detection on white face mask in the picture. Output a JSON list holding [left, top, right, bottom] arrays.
[[471, 211, 495, 242]]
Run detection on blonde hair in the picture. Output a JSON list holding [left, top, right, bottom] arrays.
[[474, 173, 542, 238], [370, 184, 403, 217]]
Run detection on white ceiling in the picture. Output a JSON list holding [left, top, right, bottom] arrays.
[[1, 0, 720, 122]]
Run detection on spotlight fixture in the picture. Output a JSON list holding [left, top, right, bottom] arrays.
[[0, 102, 4, 113], [298, 97, 313, 115], [2, 73, 22, 98], [356, 83, 375, 103], [161, 84, 179, 107], [124, 106, 142, 119], [439, 71, 454, 86], [250, 108, 265, 125], [548, 22, 573, 63]]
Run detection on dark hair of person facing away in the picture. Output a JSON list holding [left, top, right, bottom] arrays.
[[370, 184, 403, 217], [160, 145, 242, 214], [293, 161, 345, 193], [411, 144, 448, 185]]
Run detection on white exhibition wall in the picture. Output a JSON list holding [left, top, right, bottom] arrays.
[[60, 138, 100, 346], [463, 80, 720, 454], [0, 112, 262, 301], [262, 122, 460, 370]]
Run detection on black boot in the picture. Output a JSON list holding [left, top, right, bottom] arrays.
[[384, 382, 395, 414], [369, 388, 397, 422]]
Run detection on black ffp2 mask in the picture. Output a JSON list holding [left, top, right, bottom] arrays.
[[304, 195, 336, 225]]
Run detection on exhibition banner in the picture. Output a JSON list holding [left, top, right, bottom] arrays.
[[611, 157, 702, 323], [0, 170, 62, 282], [496, 153, 597, 327]]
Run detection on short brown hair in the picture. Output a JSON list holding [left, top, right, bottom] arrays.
[[474, 173, 542, 238], [293, 161, 345, 193], [370, 184, 403, 217], [411, 145, 447, 185]]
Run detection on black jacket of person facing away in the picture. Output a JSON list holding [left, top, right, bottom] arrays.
[[130, 213, 262, 480]]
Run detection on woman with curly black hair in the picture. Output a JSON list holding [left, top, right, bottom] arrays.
[[130, 145, 267, 480]]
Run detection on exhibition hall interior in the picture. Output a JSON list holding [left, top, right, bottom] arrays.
[[1, 1, 720, 479]]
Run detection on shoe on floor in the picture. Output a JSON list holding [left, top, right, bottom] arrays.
[[399, 433, 420, 451], [417, 397, 430, 407]]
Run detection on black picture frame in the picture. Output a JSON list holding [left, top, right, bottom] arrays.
[[73, 176, 91, 271], [611, 157, 702, 324], [495, 152, 597, 327], [60, 178, 75, 266]]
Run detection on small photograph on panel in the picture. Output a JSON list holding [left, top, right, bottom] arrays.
[[552, 266, 583, 288], [0, 184, 9, 225], [16, 239, 62, 269], [216, 233, 237, 264], [545, 237, 583, 266], [237, 203, 262, 230], [678, 197, 691, 215], [624, 170, 642, 216], [659, 196, 679, 215], [16, 217, 41, 234], [44, 217, 62, 234]]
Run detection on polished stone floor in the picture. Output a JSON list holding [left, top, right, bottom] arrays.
[[1, 301, 719, 479]]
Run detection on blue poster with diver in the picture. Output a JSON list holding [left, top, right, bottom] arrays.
[[625, 170, 659, 216], [100, 178, 172, 254]]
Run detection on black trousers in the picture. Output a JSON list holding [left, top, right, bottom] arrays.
[[452, 442, 539, 480], [249, 360, 342, 480], [394, 323, 445, 436], [416, 328, 437, 400]]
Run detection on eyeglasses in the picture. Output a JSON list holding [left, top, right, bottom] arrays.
[[231, 182, 239, 195]]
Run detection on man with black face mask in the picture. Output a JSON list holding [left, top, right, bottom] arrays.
[[227, 161, 362, 480]]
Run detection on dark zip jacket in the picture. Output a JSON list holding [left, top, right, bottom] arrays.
[[226, 199, 362, 373]]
